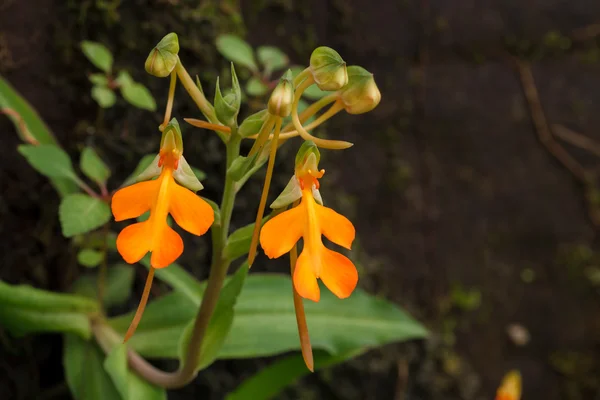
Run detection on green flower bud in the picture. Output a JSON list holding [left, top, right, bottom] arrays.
[[338, 66, 381, 114], [309, 46, 348, 91], [294, 140, 320, 170], [268, 70, 294, 117], [214, 64, 242, 127], [145, 33, 180, 78], [238, 109, 269, 138], [160, 118, 183, 154]]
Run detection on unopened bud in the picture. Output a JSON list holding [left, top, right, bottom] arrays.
[[268, 70, 294, 117], [239, 109, 269, 138], [310, 47, 348, 91], [214, 64, 241, 127], [145, 33, 179, 78], [338, 66, 381, 114]]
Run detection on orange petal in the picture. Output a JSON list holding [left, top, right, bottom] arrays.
[[112, 180, 158, 221], [150, 224, 183, 268], [293, 249, 320, 302], [260, 205, 304, 259], [169, 183, 214, 236], [316, 204, 355, 249], [319, 248, 358, 299], [117, 222, 150, 264]]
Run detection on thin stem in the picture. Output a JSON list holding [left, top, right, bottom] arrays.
[[175, 59, 218, 124], [291, 77, 353, 149], [288, 201, 314, 371], [247, 118, 282, 267], [123, 267, 155, 343], [161, 71, 177, 129], [74, 177, 100, 198], [248, 116, 276, 157], [184, 118, 230, 134], [281, 93, 337, 133]]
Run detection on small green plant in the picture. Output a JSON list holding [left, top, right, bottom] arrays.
[[82, 40, 157, 111]]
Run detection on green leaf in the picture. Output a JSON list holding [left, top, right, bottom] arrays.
[[81, 147, 111, 186], [104, 344, 166, 400], [109, 274, 427, 362], [0, 75, 58, 145], [227, 350, 360, 400], [140, 258, 205, 306], [59, 194, 111, 237], [120, 82, 157, 111], [223, 217, 269, 261], [89, 73, 109, 86], [0, 76, 77, 196], [191, 166, 207, 181], [64, 334, 122, 400], [302, 84, 328, 100], [179, 264, 248, 371], [115, 71, 134, 87], [18, 144, 78, 181], [0, 279, 98, 313], [257, 46, 289, 74], [219, 274, 428, 359], [227, 153, 258, 182], [215, 34, 258, 71], [245, 77, 268, 96], [92, 86, 116, 108], [71, 264, 135, 308], [81, 41, 113, 73], [108, 292, 195, 358], [77, 249, 104, 268]]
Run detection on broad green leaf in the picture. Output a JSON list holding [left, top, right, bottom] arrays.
[[219, 274, 428, 358], [81, 147, 111, 185], [223, 217, 269, 261], [215, 34, 258, 71], [108, 292, 195, 358], [81, 41, 113, 73], [89, 73, 109, 86], [120, 82, 156, 111], [110, 274, 427, 361], [92, 86, 116, 108], [227, 350, 361, 400], [122, 154, 156, 187], [257, 46, 289, 74], [59, 194, 111, 237], [140, 258, 205, 306], [18, 144, 78, 181], [71, 264, 135, 308], [77, 249, 104, 268], [178, 264, 248, 371], [104, 344, 166, 400], [0, 75, 57, 145], [0, 280, 98, 313], [0, 76, 77, 196], [245, 77, 268, 96], [303, 84, 328, 100], [64, 334, 121, 400], [0, 307, 92, 338]]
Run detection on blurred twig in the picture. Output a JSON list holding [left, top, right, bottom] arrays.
[[571, 22, 600, 42], [552, 124, 600, 158]]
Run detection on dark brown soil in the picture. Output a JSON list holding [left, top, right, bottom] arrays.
[[2, 1, 600, 399]]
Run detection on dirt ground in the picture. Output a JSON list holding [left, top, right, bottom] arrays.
[[2, 1, 600, 399]]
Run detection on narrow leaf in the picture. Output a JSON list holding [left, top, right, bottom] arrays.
[[120, 82, 157, 111], [0, 307, 92, 338], [0, 280, 98, 313], [59, 194, 111, 237], [104, 344, 166, 400]]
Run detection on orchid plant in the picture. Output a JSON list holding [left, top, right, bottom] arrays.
[[0, 32, 427, 399]]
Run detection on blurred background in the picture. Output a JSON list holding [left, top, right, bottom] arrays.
[[2, 1, 600, 399]]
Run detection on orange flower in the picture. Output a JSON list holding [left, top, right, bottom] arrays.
[[111, 130, 214, 269], [495, 370, 522, 400], [260, 168, 357, 302]]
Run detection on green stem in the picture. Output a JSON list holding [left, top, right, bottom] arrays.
[[175, 59, 218, 124]]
